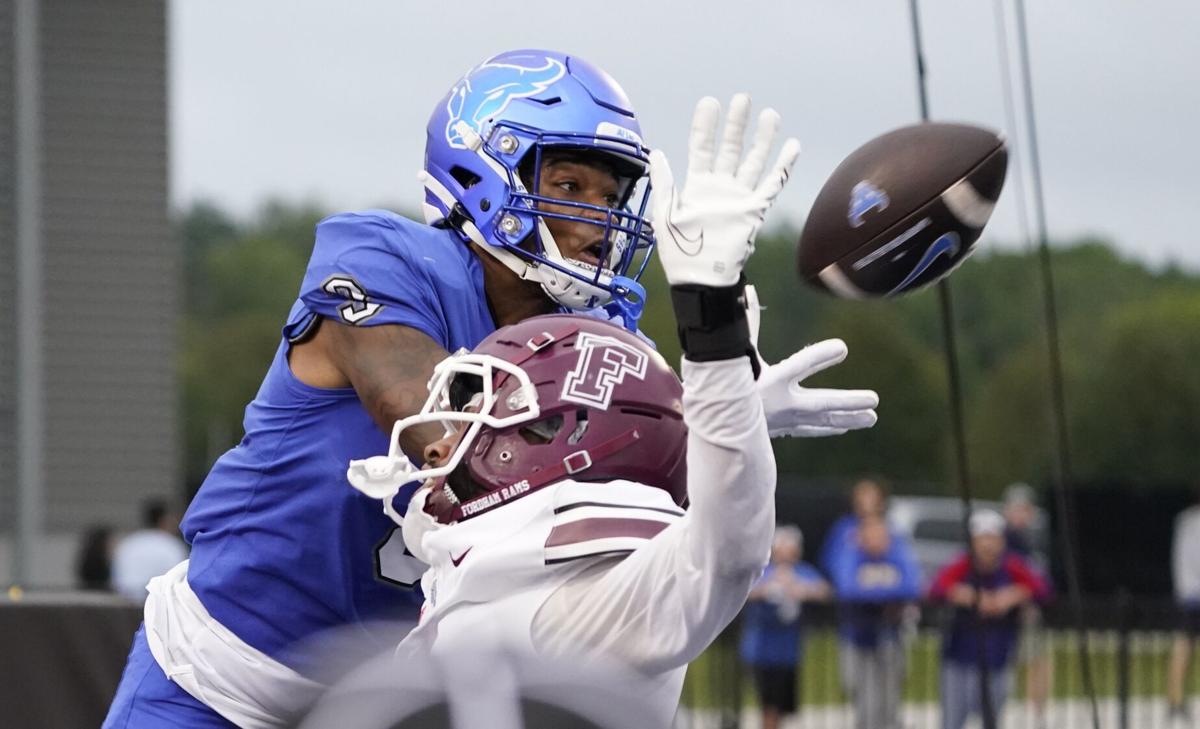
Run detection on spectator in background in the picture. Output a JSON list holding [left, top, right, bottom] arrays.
[[75, 525, 115, 591], [820, 476, 892, 575], [1003, 483, 1052, 729], [112, 498, 188, 602], [1002, 483, 1042, 565], [929, 509, 1050, 729], [740, 525, 831, 729], [1168, 488, 1200, 728], [831, 513, 921, 729]]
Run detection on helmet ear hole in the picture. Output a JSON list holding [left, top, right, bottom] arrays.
[[518, 413, 565, 445], [449, 166, 482, 190]]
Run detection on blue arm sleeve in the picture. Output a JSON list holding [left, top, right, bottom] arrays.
[[820, 516, 854, 575], [796, 563, 827, 588], [294, 212, 448, 346], [830, 549, 863, 597]]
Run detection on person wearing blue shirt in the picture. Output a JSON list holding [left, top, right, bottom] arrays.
[[820, 476, 893, 576], [740, 525, 831, 729], [831, 513, 921, 729], [103, 51, 879, 729]]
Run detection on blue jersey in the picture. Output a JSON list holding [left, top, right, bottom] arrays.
[[181, 211, 498, 673], [738, 562, 825, 667], [831, 538, 921, 648]]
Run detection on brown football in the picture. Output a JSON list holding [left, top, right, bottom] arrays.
[[797, 122, 1007, 298]]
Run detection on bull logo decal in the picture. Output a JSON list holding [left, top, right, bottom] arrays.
[[561, 333, 648, 410], [848, 180, 890, 228], [445, 56, 567, 149]]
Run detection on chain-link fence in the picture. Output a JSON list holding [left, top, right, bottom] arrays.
[[678, 597, 1193, 729]]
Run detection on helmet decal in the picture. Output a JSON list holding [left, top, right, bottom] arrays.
[[445, 56, 567, 150], [560, 332, 648, 410]]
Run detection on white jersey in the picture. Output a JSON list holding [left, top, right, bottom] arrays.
[[399, 357, 776, 727]]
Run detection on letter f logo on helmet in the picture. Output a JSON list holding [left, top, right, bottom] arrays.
[[561, 333, 649, 410], [445, 56, 567, 149]]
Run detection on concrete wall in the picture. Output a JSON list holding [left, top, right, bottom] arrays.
[[2, 1, 176, 586]]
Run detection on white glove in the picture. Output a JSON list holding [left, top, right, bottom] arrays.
[[757, 338, 880, 437], [743, 284, 879, 437], [649, 94, 802, 287]]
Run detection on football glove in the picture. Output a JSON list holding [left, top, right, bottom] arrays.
[[757, 339, 879, 438], [744, 285, 879, 437], [649, 94, 801, 287]]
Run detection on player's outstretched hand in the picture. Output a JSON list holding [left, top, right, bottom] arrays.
[[650, 94, 801, 287], [742, 284, 879, 437], [757, 339, 879, 438]]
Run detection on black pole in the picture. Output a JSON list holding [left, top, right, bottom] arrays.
[[906, 3, 996, 729], [1116, 589, 1131, 729], [1011, 2, 1102, 728]]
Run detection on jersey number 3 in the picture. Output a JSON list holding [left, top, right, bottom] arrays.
[[323, 275, 382, 324]]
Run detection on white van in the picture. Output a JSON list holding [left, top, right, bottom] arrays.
[[888, 496, 1049, 585]]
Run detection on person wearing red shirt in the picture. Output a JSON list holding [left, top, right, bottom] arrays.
[[928, 510, 1051, 729]]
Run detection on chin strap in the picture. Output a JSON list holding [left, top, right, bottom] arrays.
[[607, 277, 646, 332], [447, 427, 643, 523]]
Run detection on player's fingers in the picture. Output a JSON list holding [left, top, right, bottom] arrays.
[[736, 107, 780, 188], [795, 388, 881, 413], [648, 149, 676, 209], [781, 425, 850, 438], [686, 96, 722, 177], [714, 93, 751, 176], [777, 338, 849, 380], [822, 409, 879, 430], [757, 136, 802, 202]]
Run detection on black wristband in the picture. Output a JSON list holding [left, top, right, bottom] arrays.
[[670, 277, 761, 378]]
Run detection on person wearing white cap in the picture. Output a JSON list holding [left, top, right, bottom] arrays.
[[1168, 491, 1200, 728], [928, 509, 1051, 729]]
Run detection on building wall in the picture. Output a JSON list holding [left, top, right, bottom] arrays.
[[2, 1, 175, 585], [0, 0, 16, 531]]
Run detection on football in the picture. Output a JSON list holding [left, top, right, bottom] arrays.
[[796, 122, 1008, 298]]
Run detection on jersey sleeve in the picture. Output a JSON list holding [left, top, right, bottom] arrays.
[[928, 555, 970, 601], [291, 212, 448, 345], [532, 357, 775, 674], [796, 563, 823, 586]]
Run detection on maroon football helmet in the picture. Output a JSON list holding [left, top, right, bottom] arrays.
[[347, 314, 687, 524]]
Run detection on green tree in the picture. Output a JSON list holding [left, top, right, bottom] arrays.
[[179, 203, 324, 485], [1071, 290, 1200, 482]]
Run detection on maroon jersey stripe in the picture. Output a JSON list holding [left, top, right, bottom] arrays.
[[545, 517, 670, 548]]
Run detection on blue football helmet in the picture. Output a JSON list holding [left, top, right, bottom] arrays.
[[421, 49, 654, 322]]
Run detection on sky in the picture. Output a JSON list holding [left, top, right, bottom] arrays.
[[169, 0, 1200, 269]]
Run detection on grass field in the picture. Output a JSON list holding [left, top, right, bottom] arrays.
[[680, 628, 1198, 709]]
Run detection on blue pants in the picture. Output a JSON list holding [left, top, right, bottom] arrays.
[[102, 624, 235, 729]]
